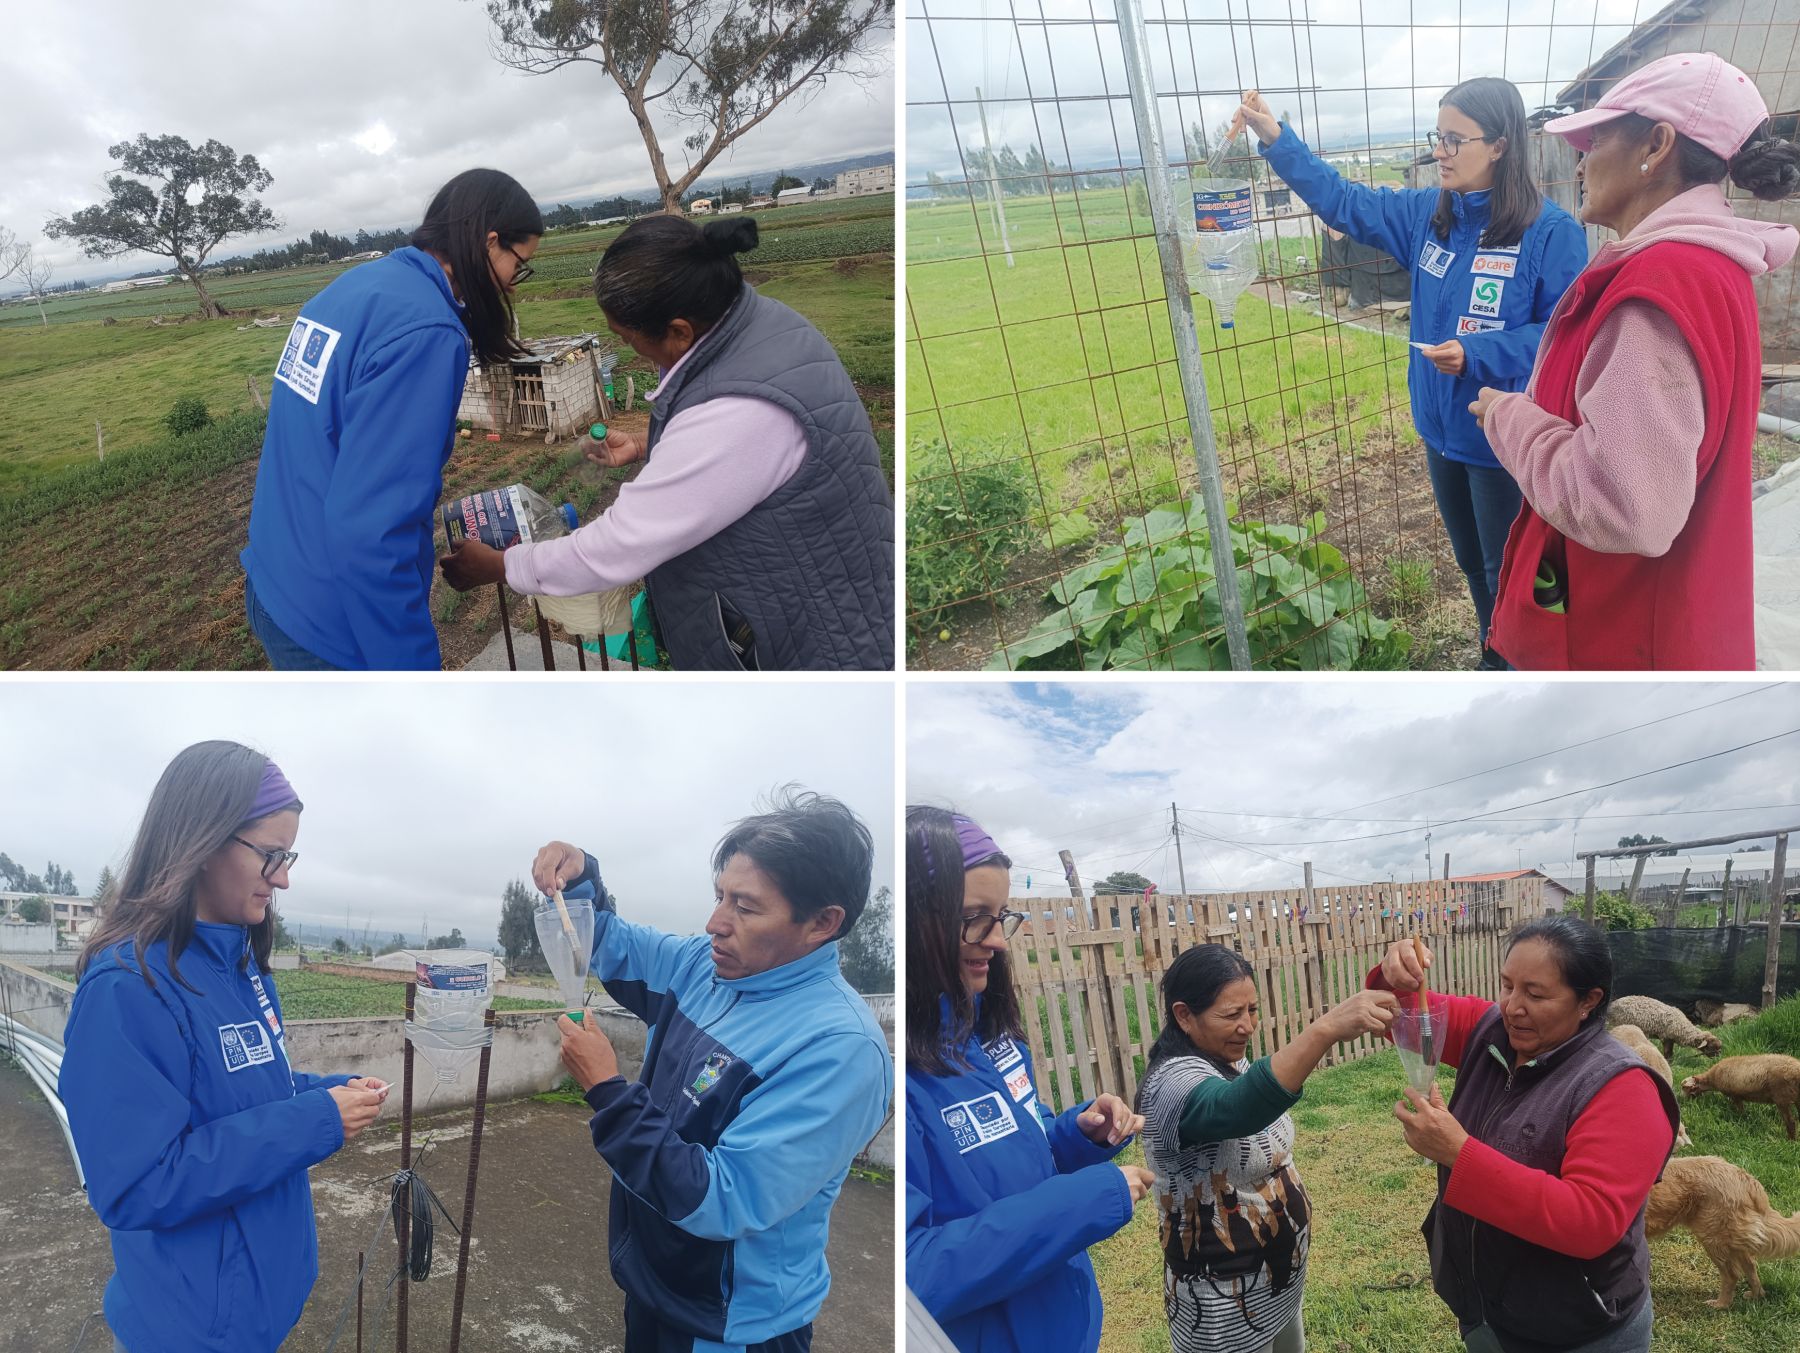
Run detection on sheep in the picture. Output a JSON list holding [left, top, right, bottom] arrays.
[[1606, 994, 1724, 1063], [1695, 999, 1759, 1029], [1680, 1055, 1800, 1141], [1610, 1024, 1692, 1147]]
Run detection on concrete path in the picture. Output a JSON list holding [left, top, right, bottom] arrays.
[[0, 1063, 893, 1353]]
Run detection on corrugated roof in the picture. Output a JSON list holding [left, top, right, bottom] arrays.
[[1555, 0, 1710, 107]]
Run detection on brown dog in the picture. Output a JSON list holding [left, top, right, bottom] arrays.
[[1645, 1155, 1800, 1308]]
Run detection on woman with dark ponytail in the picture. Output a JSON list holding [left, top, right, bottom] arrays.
[[441, 212, 895, 671], [904, 806, 1153, 1352], [1472, 52, 1800, 669], [1137, 944, 1396, 1353], [242, 168, 542, 669]]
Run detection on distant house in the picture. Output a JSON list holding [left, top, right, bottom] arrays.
[[344, 250, 385, 261], [1452, 870, 1575, 913], [776, 186, 813, 203], [836, 163, 895, 196], [746, 196, 777, 211], [128, 276, 173, 289], [721, 202, 746, 213], [689, 198, 716, 214]]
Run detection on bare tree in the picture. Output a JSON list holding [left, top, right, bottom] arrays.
[[20, 247, 53, 326], [483, 0, 893, 215], [0, 227, 28, 287], [45, 134, 279, 319]]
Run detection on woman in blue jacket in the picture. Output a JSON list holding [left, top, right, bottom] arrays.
[[1237, 80, 1588, 667], [905, 805, 1154, 1351], [59, 741, 384, 1353], [241, 168, 543, 669]]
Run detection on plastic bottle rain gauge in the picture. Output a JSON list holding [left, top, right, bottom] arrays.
[[1394, 935, 1447, 1100], [534, 891, 595, 1023], [1183, 169, 1258, 330], [407, 956, 496, 1085]]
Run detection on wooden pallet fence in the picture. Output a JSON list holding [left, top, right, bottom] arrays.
[[1010, 877, 1546, 1111]]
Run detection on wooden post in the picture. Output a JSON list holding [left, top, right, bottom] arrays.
[[1762, 833, 1789, 1009], [1722, 857, 1735, 927], [585, 345, 612, 423], [95, 420, 104, 461], [1302, 861, 1324, 1043], [1583, 856, 1597, 924], [1670, 867, 1690, 928], [247, 374, 265, 411], [1625, 854, 1648, 907], [1059, 849, 1124, 1101]]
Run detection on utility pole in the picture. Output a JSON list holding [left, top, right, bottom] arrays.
[[1170, 803, 1191, 898], [974, 86, 1015, 267]]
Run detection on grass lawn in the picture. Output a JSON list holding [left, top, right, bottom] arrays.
[[905, 187, 1445, 669], [273, 969, 562, 1019], [1090, 997, 1800, 1353]]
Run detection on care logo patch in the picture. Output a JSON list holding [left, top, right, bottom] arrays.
[[685, 1051, 734, 1102], [1457, 316, 1506, 335], [1419, 242, 1455, 278], [1468, 277, 1505, 317], [941, 1091, 1019, 1154], [1471, 253, 1517, 278], [218, 1020, 275, 1073], [274, 317, 343, 406]]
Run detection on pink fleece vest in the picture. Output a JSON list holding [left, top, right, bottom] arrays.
[[1489, 241, 1759, 670]]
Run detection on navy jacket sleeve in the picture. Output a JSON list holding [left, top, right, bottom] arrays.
[[322, 323, 468, 669], [1260, 123, 1431, 265], [1460, 211, 1589, 386], [59, 971, 344, 1231], [582, 1029, 891, 1241], [905, 1109, 1134, 1324]]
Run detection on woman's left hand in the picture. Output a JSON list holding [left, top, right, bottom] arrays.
[[348, 1076, 391, 1104], [439, 540, 508, 591], [1079, 1093, 1143, 1146], [1417, 339, 1466, 376], [1393, 1084, 1470, 1165], [1468, 386, 1506, 427]]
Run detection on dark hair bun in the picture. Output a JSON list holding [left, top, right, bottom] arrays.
[[1730, 125, 1800, 201], [700, 216, 760, 257]]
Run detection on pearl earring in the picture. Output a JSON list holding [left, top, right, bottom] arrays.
[[1640, 163, 1649, 172]]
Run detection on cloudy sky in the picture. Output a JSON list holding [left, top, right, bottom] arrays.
[[3, 0, 895, 287], [1, 680, 894, 949], [907, 0, 1699, 181], [907, 680, 1800, 894]]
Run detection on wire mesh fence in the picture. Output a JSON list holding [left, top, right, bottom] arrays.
[[903, 0, 1800, 670]]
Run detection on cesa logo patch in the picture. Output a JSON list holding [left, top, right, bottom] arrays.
[[1468, 277, 1505, 317], [218, 1020, 276, 1073], [1471, 253, 1517, 278]]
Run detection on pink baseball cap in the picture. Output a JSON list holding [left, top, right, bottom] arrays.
[[1545, 51, 1770, 159]]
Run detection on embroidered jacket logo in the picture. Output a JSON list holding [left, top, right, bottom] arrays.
[[686, 1051, 734, 1101]]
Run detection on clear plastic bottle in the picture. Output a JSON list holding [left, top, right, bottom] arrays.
[[1183, 177, 1258, 329], [442, 483, 578, 550]]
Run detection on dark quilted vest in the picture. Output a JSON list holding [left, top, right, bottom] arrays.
[[642, 285, 894, 670], [1424, 1008, 1678, 1352]]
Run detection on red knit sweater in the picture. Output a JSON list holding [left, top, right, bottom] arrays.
[[1366, 965, 1673, 1258]]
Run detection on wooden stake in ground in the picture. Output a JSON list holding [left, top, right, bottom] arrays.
[[95, 420, 104, 461], [247, 374, 264, 411]]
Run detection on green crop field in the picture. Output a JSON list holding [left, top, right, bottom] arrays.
[[273, 969, 562, 1019], [0, 192, 893, 670], [1090, 996, 1800, 1353]]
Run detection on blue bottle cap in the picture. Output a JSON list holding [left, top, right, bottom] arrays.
[[560, 503, 579, 532]]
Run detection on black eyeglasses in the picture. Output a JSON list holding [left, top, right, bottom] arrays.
[[1426, 131, 1495, 158], [232, 836, 299, 879], [503, 244, 534, 285], [962, 909, 1027, 943]]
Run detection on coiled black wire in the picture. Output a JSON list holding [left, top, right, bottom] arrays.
[[321, 1164, 459, 1352]]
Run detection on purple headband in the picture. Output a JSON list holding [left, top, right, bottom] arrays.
[[952, 815, 1003, 872], [244, 760, 301, 823]]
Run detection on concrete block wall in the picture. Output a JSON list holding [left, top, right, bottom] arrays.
[[0, 958, 76, 1042], [541, 356, 600, 437]]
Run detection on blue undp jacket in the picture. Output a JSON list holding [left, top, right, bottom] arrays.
[[563, 863, 892, 1348], [58, 924, 357, 1353], [1261, 123, 1589, 467], [241, 246, 471, 668], [906, 1003, 1134, 1353]]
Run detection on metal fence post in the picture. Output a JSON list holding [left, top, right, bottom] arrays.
[[1112, 0, 1251, 671]]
